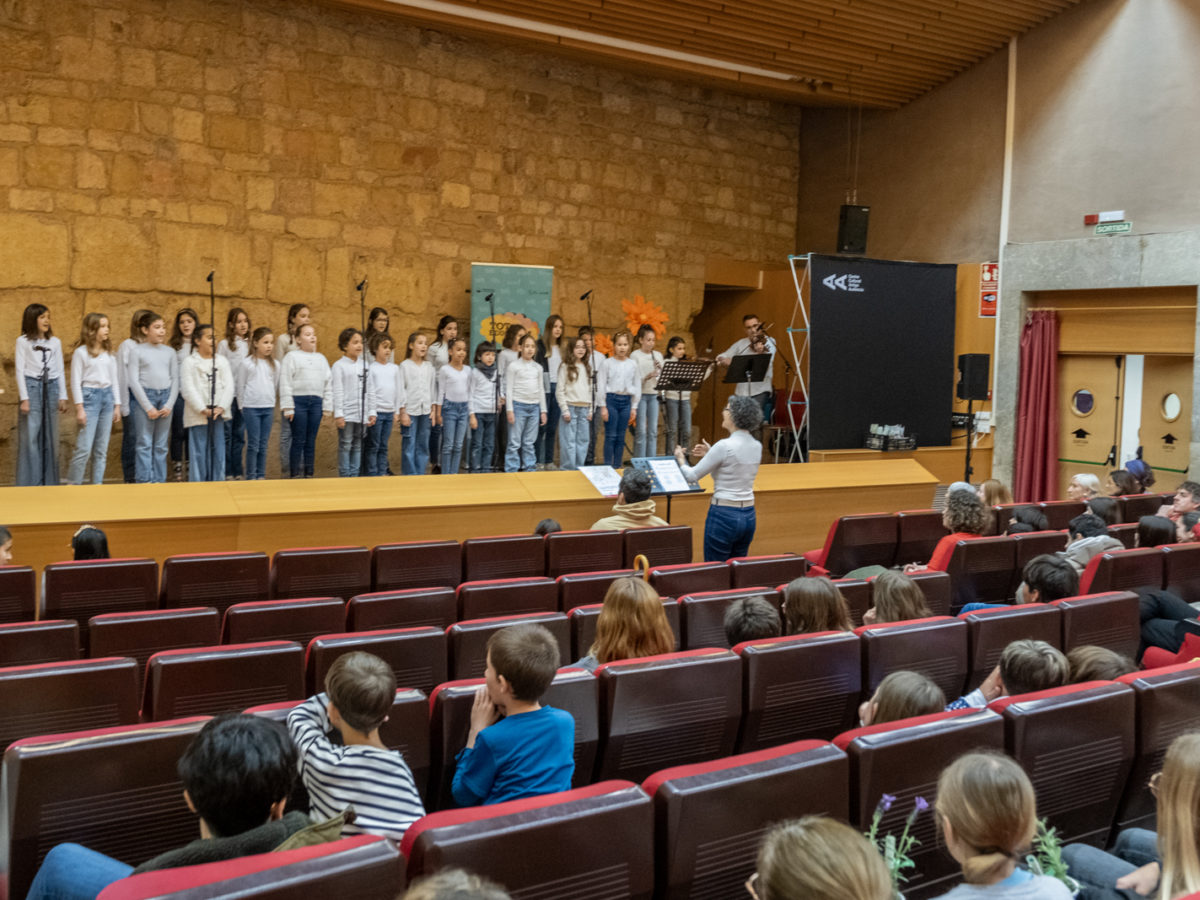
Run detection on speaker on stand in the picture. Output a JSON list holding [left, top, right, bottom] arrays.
[[956, 353, 990, 483], [837, 205, 870, 254]]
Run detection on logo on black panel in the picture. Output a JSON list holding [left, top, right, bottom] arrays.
[[821, 273, 865, 293]]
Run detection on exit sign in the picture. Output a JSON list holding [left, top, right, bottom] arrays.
[[1095, 222, 1132, 235]]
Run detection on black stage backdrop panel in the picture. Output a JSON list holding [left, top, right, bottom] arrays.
[[808, 255, 957, 451]]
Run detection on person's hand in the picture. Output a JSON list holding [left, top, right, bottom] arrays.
[[322, 410, 332, 418], [716, 356, 731, 367], [507, 410, 515, 425], [335, 416, 346, 429], [158, 406, 171, 418], [903, 562, 928, 574], [601, 407, 609, 423], [692, 439, 711, 458], [19, 400, 29, 414], [469, 414, 478, 430], [540, 412, 547, 426], [285, 410, 294, 421], [465, 684, 500, 748], [112, 408, 121, 424], [587, 410, 593, 422], [673, 444, 686, 460], [400, 412, 411, 427], [863, 607, 877, 625], [1115, 862, 1160, 896], [213, 407, 225, 419], [629, 411, 637, 427], [979, 665, 1005, 702], [368, 415, 376, 426], [146, 408, 159, 420], [58, 399, 68, 413], [76, 407, 87, 426]]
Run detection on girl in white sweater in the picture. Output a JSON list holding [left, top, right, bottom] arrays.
[[15, 303, 68, 486], [180, 324, 234, 482], [237, 327, 278, 481], [598, 330, 639, 468], [67, 313, 121, 485], [218, 307, 251, 479], [279, 324, 332, 478], [399, 332, 436, 475], [504, 333, 547, 472], [555, 336, 593, 471]]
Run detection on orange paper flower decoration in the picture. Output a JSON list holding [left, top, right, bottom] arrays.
[[622, 295, 669, 339], [478, 312, 539, 345], [593, 333, 614, 356]]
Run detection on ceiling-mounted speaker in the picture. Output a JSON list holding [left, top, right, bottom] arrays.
[[838, 204, 870, 255]]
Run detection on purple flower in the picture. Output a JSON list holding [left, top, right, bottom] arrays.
[[914, 797, 930, 812], [878, 793, 896, 813]]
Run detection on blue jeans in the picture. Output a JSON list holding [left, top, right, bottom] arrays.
[[537, 390, 560, 464], [17, 374, 61, 486], [440, 401, 469, 474], [224, 399, 244, 478], [664, 396, 692, 456], [131, 387, 171, 483], [401, 413, 431, 475], [289, 394, 322, 477], [506, 401, 540, 472], [365, 412, 394, 476], [26, 842, 134, 900], [243, 407, 273, 479], [278, 414, 292, 477], [603, 393, 632, 468], [558, 405, 591, 470], [635, 393, 659, 458], [67, 386, 114, 484], [471, 412, 497, 472], [338, 421, 365, 477], [188, 420, 226, 481], [704, 503, 756, 562], [1061, 828, 1157, 900]]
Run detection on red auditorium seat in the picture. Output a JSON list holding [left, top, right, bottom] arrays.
[[305, 627, 447, 695], [557, 568, 638, 613], [909, 569, 953, 617], [1052, 592, 1141, 658], [994, 681, 1136, 846], [41, 558, 158, 649], [857, 616, 969, 701], [594, 649, 741, 783], [802, 513, 897, 576], [835, 709, 1005, 895], [0, 657, 139, 752], [143, 641, 305, 720], [648, 561, 730, 597], [401, 781, 653, 896], [221, 597, 345, 647], [89, 607, 221, 695], [831, 577, 872, 626], [1079, 547, 1165, 595], [446, 612, 570, 679], [735, 630, 861, 751], [623, 525, 692, 568], [462, 534, 545, 581], [1114, 662, 1200, 833], [895, 509, 949, 567], [1011, 530, 1070, 592], [643, 740, 849, 899], [455, 576, 558, 620], [159, 551, 269, 617], [96, 835, 404, 900], [371, 539, 461, 591], [945, 535, 1017, 611], [1118, 493, 1166, 523], [1163, 543, 1200, 605], [0, 565, 36, 625], [346, 587, 456, 631], [269, 546, 370, 601], [2, 717, 208, 900], [427, 668, 598, 809], [568, 600, 681, 661], [545, 530, 624, 578], [1039, 500, 1088, 530], [727, 553, 807, 588], [678, 587, 780, 650], [0, 619, 78, 666], [959, 603, 1063, 688]]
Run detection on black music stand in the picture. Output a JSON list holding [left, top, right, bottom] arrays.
[[655, 358, 713, 395], [723, 353, 770, 389]]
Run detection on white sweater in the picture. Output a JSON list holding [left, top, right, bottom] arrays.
[[237, 357, 279, 409], [631, 348, 664, 395], [436, 364, 472, 406], [70, 348, 121, 407], [218, 337, 250, 370], [399, 358, 436, 416], [468, 367, 500, 415], [331, 356, 376, 423], [506, 357, 547, 411], [279, 350, 333, 414], [598, 356, 639, 400], [180, 353, 234, 427], [368, 361, 405, 415], [15, 335, 66, 400], [555, 362, 593, 408]]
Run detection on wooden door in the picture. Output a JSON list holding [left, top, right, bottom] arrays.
[[1139, 356, 1192, 491], [1057, 355, 1122, 499]]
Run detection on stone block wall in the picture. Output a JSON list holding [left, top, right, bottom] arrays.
[[0, 0, 798, 480]]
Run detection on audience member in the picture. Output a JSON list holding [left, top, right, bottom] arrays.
[[949, 639, 1068, 709], [1059, 514, 1120, 576], [782, 576, 852, 634], [905, 490, 988, 572], [978, 479, 1013, 507], [1107, 469, 1141, 496], [1084, 496, 1120, 527], [932, 752, 1071, 898], [1066, 473, 1102, 501], [0, 525, 10, 564], [946, 481, 977, 502], [589, 468, 668, 530], [452, 624, 574, 807], [1125, 458, 1155, 492], [1005, 505, 1049, 534], [1176, 511, 1200, 544], [1157, 481, 1200, 522], [402, 869, 513, 900], [287, 651, 425, 841], [71, 524, 110, 560], [1138, 514, 1178, 548], [1067, 645, 1137, 683], [1018, 554, 1079, 604], [572, 576, 674, 671], [863, 570, 931, 625], [858, 670, 945, 727], [1135, 585, 1200, 658], [752, 815, 892, 900], [724, 595, 782, 645], [533, 518, 562, 536]]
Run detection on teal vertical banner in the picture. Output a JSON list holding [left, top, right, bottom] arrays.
[[469, 263, 554, 357]]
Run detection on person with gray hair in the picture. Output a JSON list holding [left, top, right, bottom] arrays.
[[675, 394, 763, 561], [589, 466, 668, 530]]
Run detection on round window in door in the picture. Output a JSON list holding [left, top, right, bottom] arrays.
[[1071, 389, 1095, 417], [1162, 392, 1182, 423]]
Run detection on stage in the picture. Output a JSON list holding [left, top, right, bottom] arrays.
[[3, 460, 939, 582]]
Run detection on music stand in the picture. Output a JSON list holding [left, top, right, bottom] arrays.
[[655, 358, 713, 394], [723, 353, 770, 388]]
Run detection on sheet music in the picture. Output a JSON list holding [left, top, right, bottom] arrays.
[[579, 465, 622, 497], [648, 458, 691, 493]]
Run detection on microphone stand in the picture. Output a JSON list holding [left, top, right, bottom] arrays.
[[581, 289, 596, 465], [34, 344, 51, 485], [485, 291, 500, 472], [206, 271, 217, 481], [357, 276, 370, 476]]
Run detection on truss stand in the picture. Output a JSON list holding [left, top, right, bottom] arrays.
[[786, 254, 813, 463]]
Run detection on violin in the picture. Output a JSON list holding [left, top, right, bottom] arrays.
[[748, 322, 772, 353]]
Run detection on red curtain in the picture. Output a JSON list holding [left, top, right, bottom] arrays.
[[1014, 310, 1059, 502]]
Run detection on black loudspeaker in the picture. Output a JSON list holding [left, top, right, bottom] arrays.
[[837, 205, 870, 254], [957, 353, 990, 401]]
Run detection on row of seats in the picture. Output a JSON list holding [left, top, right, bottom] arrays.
[[1079, 542, 1200, 600], [6, 664, 1196, 900]]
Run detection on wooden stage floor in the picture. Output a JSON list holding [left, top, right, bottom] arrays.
[[2, 460, 938, 579]]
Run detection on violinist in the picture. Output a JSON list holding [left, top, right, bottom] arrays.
[[716, 313, 776, 426]]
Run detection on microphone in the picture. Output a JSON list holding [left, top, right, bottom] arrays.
[[206, 271, 214, 283], [356, 276, 368, 291], [485, 293, 494, 302], [579, 289, 593, 301]]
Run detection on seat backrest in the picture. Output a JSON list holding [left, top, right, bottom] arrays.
[[144, 641, 305, 720], [642, 740, 848, 899], [735, 630, 861, 752], [992, 503, 1024, 535], [1110, 522, 1139, 549], [446, 612, 570, 679], [1039, 500, 1088, 530], [159, 552, 269, 617], [895, 510, 949, 567], [89, 607, 221, 696], [557, 568, 637, 613], [546, 531, 624, 578], [0, 656, 140, 753], [455, 577, 558, 620], [909, 569, 953, 617], [568, 600, 681, 661], [96, 835, 404, 900], [594, 649, 741, 783], [305, 627, 447, 696], [41, 558, 159, 649], [857, 616, 969, 700], [823, 513, 898, 576], [649, 562, 731, 598], [371, 540, 461, 591], [959, 603, 1063, 688], [727, 554, 807, 589], [401, 781, 653, 896], [945, 535, 1017, 611], [678, 587, 779, 650], [623, 525, 693, 568], [1079, 547, 1165, 595], [2, 717, 208, 900], [221, 597, 345, 647], [1011, 531, 1069, 593], [831, 578, 872, 626], [346, 588, 456, 631], [270, 546, 370, 601], [1163, 543, 1200, 605], [1052, 592, 1141, 658], [835, 709, 1005, 895], [0, 619, 78, 666], [994, 681, 1136, 846], [0, 566, 36, 625], [1119, 493, 1168, 523], [462, 534, 545, 581]]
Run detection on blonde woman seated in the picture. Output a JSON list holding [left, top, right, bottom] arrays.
[[749, 815, 892, 900], [570, 576, 674, 672], [904, 491, 990, 573], [858, 671, 945, 727], [862, 570, 932, 626], [781, 576, 852, 635]]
